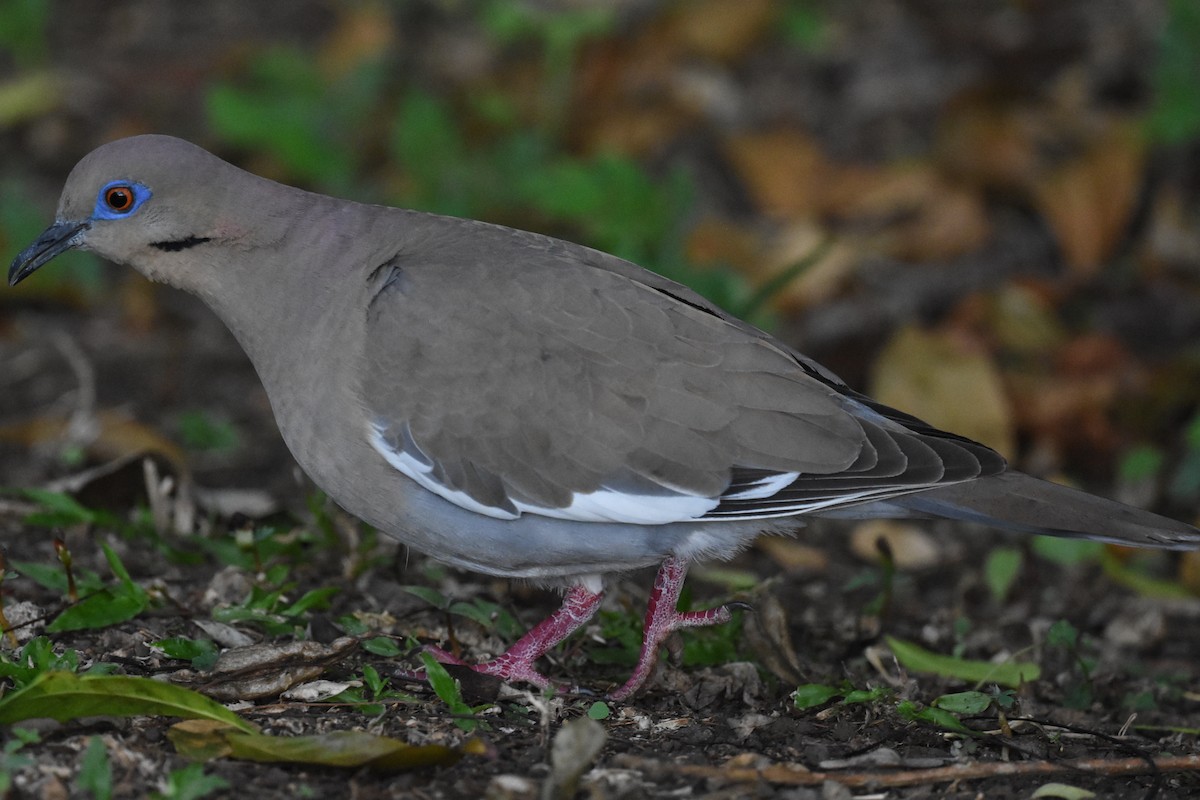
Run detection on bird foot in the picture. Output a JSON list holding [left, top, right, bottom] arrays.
[[607, 556, 738, 701], [403, 584, 604, 692]]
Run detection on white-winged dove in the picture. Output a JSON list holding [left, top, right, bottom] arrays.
[[11, 135, 1199, 699]]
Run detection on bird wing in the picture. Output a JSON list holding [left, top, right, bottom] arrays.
[[360, 220, 1004, 524]]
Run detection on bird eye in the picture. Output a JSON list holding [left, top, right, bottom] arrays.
[[93, 181, 151, 220], [104, 185, 134, 212]]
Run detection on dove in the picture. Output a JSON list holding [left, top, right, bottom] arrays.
[[11, 135, 1198, 699]]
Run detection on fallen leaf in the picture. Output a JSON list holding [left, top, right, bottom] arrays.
[[723, 129, 832, 219], [1031, 122, 1145, 279], [0, 672, 256, 732], [936, 91, 1042, 192], [755, 537, 828, 573], [849, 520, 945, 570], [886, 636, 1040, 688], [318, 1, 395, 79], [169, 720, 482, 772], [870, 324, 1015, 458], [664, 0, 777, 63]]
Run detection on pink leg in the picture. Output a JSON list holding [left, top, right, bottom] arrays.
[[420, 584, 603, 690], [608, 556, 734, 701]]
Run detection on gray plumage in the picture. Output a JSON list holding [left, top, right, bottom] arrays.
[[10, 137, 1198, 586]]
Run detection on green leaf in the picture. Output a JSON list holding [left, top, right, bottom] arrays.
[[586, 701, 610, 720], [47, 584, 148, 632], [150, 763, 230, 800], [168, 720, 479, 771], [1100, 550, 1193, 599], [1030, 783, 1097, 799], [1046, 619, 1079, 649], [932, 691, 992, 715], [886, 636, 1040, 688], [419, 653, 476, 732], [19, 488, 110, 528], [77, 736, 112, 800], [896, 701, 973, 734], [153, 637, 219, 670], [362, 637, 403, 658], [1030, 536, 1104, 565], [0, 673, 257, 733], [841, 686, 891, 704], [1119, 445, 1164, 482], [1148, 0, 1200, 144], [984, 547, 1022, 603], [177, 411, 240, 452], [402, 586, 449, 610], [792, 683, 842, 710], [282, 586, 339, 617]]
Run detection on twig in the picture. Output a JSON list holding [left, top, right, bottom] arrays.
[[612, 752, 1200, 789]]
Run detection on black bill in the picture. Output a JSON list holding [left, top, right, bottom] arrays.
[[9, 220, 90, 286]]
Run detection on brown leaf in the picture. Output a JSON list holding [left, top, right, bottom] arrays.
[[850, 520, 946, 570], [664, 0, 777, 63], [936, 92, 1042, 192], [724, 129, 832, 219], [869, 324, 1015, 458], [824, 163, 991, 262], [0, 409, 188, 473], [1031, 123, 1145, 279], [169, 720, 480, 772], [318, 1, 395, 79]]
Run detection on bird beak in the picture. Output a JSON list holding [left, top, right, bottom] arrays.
[[9, 220, 91, 286]]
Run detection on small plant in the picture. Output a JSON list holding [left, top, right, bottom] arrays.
[[0, 0, 49, 66], [0, 726, 39, 794], [403, 585, 524, 641], [329, 663, 417, 715], [176, 410, 240, 453], [1046, 619, 1095, 710], [152, 636, 220, 671], [212, 583, 339, 637], [0, 637, 83, 690], [76, 736, 112, 800], [419, 653, 493, 733], [150, 763, 230, 800]]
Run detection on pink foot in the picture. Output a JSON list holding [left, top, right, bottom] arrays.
[[608, 557, 737, 701], [413, 584, 603, 691]]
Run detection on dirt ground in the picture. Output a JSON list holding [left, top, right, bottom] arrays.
[[2, 1, 1199, 798]]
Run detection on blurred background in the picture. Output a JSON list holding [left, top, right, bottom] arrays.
[[1, 0, 1199, 527]]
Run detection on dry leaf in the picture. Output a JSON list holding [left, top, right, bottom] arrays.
[[824, 162, 990, 262], [869, 324, 1016, 458], [664, 0, 777, 63], [755, 537, 828, 573], [850, 520, 945, 570], [936, 93, 1042, 191], [723, 129, 832, 219], [318, 1, 395, 79], [1032, 122, 1145, 279], [0, 409, 188, 473]]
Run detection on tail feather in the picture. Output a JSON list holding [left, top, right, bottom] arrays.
[[889, 471, 1200, 550]]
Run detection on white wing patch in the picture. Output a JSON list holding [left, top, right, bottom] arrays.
[[722, 471, 801, 500], [368, 423, 718, 524], [369, 424, 520, 520]]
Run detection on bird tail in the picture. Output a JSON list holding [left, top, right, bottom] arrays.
[[887, 471, 1200, 550]]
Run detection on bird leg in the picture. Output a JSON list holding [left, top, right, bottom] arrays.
[[608, 556, 734, 701], [421, 583, 603, 689]]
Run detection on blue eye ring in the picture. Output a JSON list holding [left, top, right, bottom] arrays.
[[93, 180, 151, 220]]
